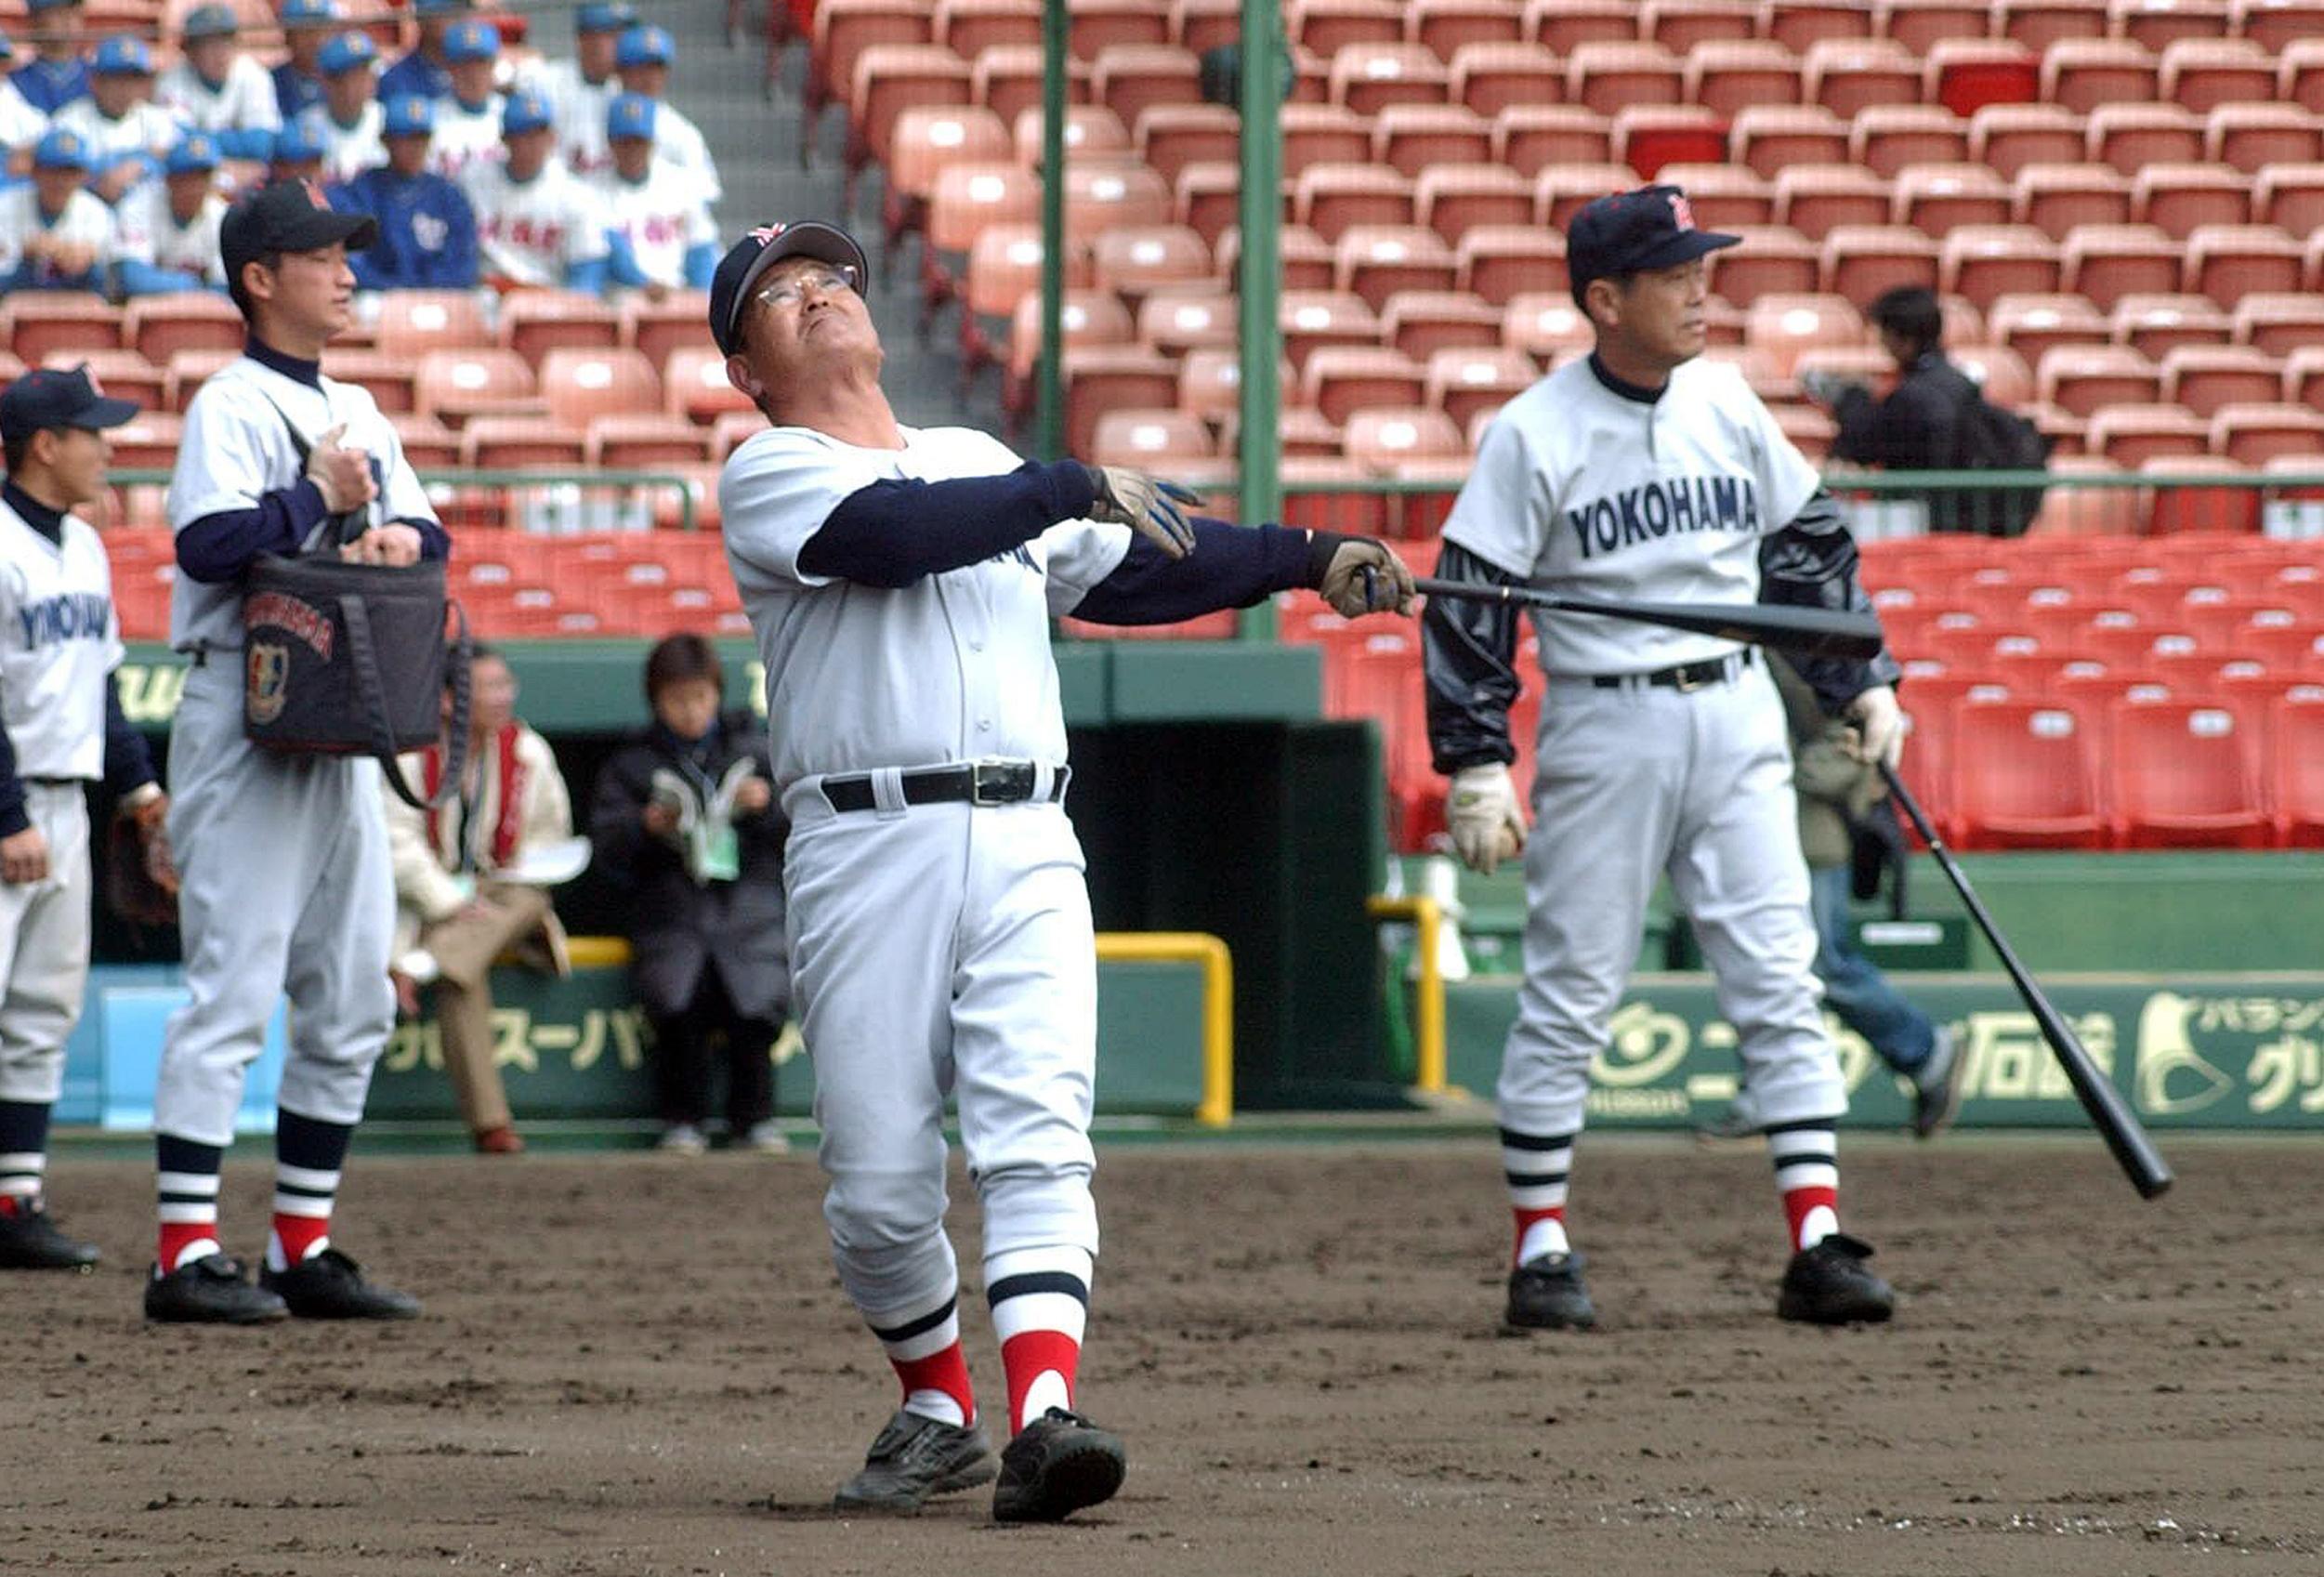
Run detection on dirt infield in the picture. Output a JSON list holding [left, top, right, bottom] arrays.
[[7, 1134, 2318, 1575]]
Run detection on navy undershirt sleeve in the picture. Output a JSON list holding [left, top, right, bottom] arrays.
[[395, 516, 452, 561], [176, 480, 331, 583], [0, 725, 24, 840], [796, 461, 1098, 588], [1068, 517, 1315, 625], [101, 672, 158, 798]]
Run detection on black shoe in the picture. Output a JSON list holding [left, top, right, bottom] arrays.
[[833, 1409, 997, 1514], [1911, 1029, 1967, 1140], [0, 1202, 100, 1270], [259, 1247, 421, 1320], [1777, 1233, 1896, 1325], [144, 1254, 290, 1324], [1693, 1107, 1759, 1145], [991, 1407, 1127, 1524], [1503, 1250, 1596, 1331]]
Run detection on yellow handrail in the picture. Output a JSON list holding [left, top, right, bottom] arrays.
[[1366, 895, 1446, 1096], [1095, 931, 1236, 1127]]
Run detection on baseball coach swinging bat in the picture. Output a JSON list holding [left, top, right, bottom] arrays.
[[1878, 762, 2174, 1202], [1411, 580, 1886, 661]]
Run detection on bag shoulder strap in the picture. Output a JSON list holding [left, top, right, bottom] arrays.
[[346, 592, 474, 811], [251, 387, 369, 549]]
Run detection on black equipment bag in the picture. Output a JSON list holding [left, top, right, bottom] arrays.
[[1946, 381, 2055, 538]]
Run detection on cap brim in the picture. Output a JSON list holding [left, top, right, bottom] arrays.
[[70, 396, 142, 430], [1634, 230, 1742, 270], [281, 207, 380, 254], [719, 222, 871, 353]]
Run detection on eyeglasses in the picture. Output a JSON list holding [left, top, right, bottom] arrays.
[[753, 262, 860, 310]]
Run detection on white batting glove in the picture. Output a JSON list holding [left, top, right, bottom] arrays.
[[1845, 684, 1904, 769], [1446, 764, 1526, 876]]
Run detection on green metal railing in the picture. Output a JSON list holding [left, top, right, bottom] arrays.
[[109, 467, 704, 533]]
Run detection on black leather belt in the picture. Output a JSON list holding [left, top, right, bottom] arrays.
[[23, 777, 83, 788], [821, 761, 1069, 813], [1591, 649, 1755, 691]]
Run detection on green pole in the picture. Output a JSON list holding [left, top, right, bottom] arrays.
[[1235, 0, 1283, 639], [1034, 0, 1069, 460]]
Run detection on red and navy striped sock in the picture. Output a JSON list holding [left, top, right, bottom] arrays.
[[268, 1109, 356, 1272], [156, 1132, 225, 1272], [0, 1099, 51, 1216], [1502, 1126, 1575, 1265], [987, 1247, 1091, 1437], [1767, 1119, 1842, 1252], [868, 1286, 977, 1428]]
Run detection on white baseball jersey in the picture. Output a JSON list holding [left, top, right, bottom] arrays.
[[460, 155, 609, 285], [166, 353, 437, 653], [524, 59, 615, 177], [1441, 357, 1822, 677], [113, 184, 229, 285], [588, 156, 714, 288], [315, 103, 385, 183], [156, 57, 282, 138], [428, 92, 504, 180], [645, 99, 719, 205], [719, 424, 1131, 791], [0, 77, 45, 154], [0, 186, 118, 281], [50, 99, 187, 183], [0, 496, 124, 781]]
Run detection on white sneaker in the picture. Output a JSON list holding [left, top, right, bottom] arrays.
[[742, 1121, 791, 1154], [657, 1123, 707, 1155]]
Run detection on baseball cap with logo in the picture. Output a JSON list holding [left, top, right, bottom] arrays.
[[282, 0, 342, 28], [166, 133, 221, 175], [442, 18, 500, 62], [1565, 185, 1740, 307], [578, 2, 639, 33], [93, 33, 156, 75], [616, 24, 674, 68], [383, 94, 436, 138], [181, 4, 239, 39], [707, 221, 871, 357], [502, 88, 553, 137], [0, 366, 141, 445], [318, 30, 378, 74], [219, 177, 380, 283], [271, 120, 327, 164], [605, 92, 656, 142], [33, 127, 90, 170]]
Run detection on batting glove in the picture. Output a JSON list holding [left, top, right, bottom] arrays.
[[1845, 684, 1905, 769], [1446, 764, 1526, 876], [1315, 536, 1416, 618], [1083, 464, 1201, 559]]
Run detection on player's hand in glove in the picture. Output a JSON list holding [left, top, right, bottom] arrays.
[[1312, 534, 1417, 618], [103, 792, 178, 925], [1844, 684, 1905, 769], [1083, 464, 1201, 560], [1446, 764, 1527, 876]]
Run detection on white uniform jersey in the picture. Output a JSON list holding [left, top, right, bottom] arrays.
[[1441, 357, 1822, 677], [314, 104, 384, 183], [644, 99, 719, 205], [0, 77, 45, 154], [460, 155, 609, 286], [113, 185, 228, 285], [588, 156, 714, 288], [719, 424, 1132, 791], [428, 92, 504, 180], [525, 59, 616, 178], [50, 99, 187, 180], [155, 57, 282, 138], [166, 353, 439, 653], [0, 497, 124, 781], [0, 186, 118, 280]]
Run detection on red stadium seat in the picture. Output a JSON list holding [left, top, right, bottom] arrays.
[[2270, 694, 2324, 846], [1448, 42, 1563, 119], [460, 416, 586, 471], [1278, 290, 1383, 368], [1820, 225, 1941, 301], [1068, 0, 1170, 57], [2184, 225, 2307, 308], [1802, 38, 1923, 119], [2110, 293, 2233, 359], [2207, 105, 2324, 175], [2109, 700, 2269, 848], [1424, 344, 1539, 433], [10, 297, 121, 364], [1773, 165, 1893, 241], [1289, 0, 1404, 57], [1413, 0, 1526, 59], [2110, 0, 2231, 52], [1373, 105, 1494, 179], [1280, 103, 1376, 176], [1684, 40, 1805, 117], [850, 45, 973, 170], [2061, 224, 2184, 310], [1924, 39, 2040, 117], [2039, 345, 2163, 415], [1087, 407, 1217, 466], [1062, 160, 1174, 243], [1495, 106, 1614, 175], [1970, 105, 2089, 182], [623, 293, 716, 376], [1456, 226, 1570, 305], [1642, 0, 1758, 51], [1851, 105, 1972, 177], [539, 348, 660, 429], [936, 0, 1041, 59], [2160, 344, 2286, 416], [1008, 293, 1134, 393], [1382, 290, 1503, 361], [1329, 42, 1451, 115], [1565, 42, 1685, 116], [1610, 105, 1729, 179], [1525, 0, 1638, 52], [1135, 103, 1241, 186], [1708, 226, 1825, 299], [1217, 223, 1338, 290], [1989, 293, 2109, 363], [1875, 0, 1994, 51], [1941, 226, 2065, 308], [2132, 164, 2251, 240], [2283, 39, 2324, 113], [888, 105, 1010, 213], [1301, 346, 1428, 424], [2253, 164, 2324, 237], [2156, 38, 2277, 115], [2088, 104, 2206, 177], [1091, 44, 1201, 130], [1655, 164, 1776, 230], [1343, 406, 1466, 469], [1296, 162, 1417, 243], [2236, 294, 2324, 355], [1061, 345, 1179, 458], [2138, 455, 2263, 533], [1135, 291, 1236, 355], [1997, 0, 2111, 48], [1732, 105, 1852, 179], [1766, 0, 1876, 50], [499, 293, 620, 366], [1533, 164, 1639, 229], [2087, 404, 2212, 466], [2040, 37, 2159, 114], [973, 46, 1092, 131], [124, 294, 247, 367], [1745, 294, 1864, 376], [2285, 344, 2324, 405], [1951, 343, 2037, 404], [1503, 294, 1595, 361], [1952, 700, 2107, 849], [415, 348, 537, 427], [2212, 403, 2324, 466], [2236, 0, 2324, 51], [1009, 104, 1130, 169], [1091, 224, 1212, 303], [1413, 164, 1533, 246], [587, 414, 713, 468], [1894, 163, 2015, 234]]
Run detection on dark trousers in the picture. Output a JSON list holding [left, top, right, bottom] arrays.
[[650, 964, 775, 1131]]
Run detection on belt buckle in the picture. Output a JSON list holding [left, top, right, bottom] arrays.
[[968, 759, 1019, 806], [1673, 663, 1709, 693]]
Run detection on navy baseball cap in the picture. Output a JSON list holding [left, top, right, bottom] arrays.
[[282, 0, 341, 27], [578, 2, 638, 33], [1567, 184, 1740, 302], [166, 132, 221, 175], [181, 3, 238, 39], [319, 30, 377, 74], [219, 177, 379, 281], [708, 220, 870, 357], [33, 127, 90, 170], [442, 18, 500, 62], [502, 87, 553, 136], [617, 23, 674, 67], [93, 33, 155, 74], [383, 94, 436, 138], [0, 366, 140, 445], [271, 120, 326, 164]]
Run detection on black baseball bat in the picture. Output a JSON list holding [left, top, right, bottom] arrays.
[[1879, 761, 2173, 1201], [1412, 580, 1886, 660]]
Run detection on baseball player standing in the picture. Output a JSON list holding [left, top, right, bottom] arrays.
[[711, 220, 1411, 1520], [0, 367, 172, 1272], [1422, 187, 1905, 1331], [146, 178, 448, 1324]]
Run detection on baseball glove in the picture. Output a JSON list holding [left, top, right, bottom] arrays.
[[105, 795, 179, 926]]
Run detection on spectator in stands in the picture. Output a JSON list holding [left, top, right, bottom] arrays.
[[378, 0, 475, 104], [530, 0, 633, 181], [313, 30, 384, 185], [611, 24, 718, 205], [10, 0, 91, 118], [0, 36, 49, 177], [52, 35, 183, 205], [268, 118, 326, 185], [115, 130, 228, 296], [429, 18, 504, 181], [157, 6, 282, 162], [334, 93, 477, 289], [591, 93, 715, 294], [271, 0, 342, 123], [0, 127, 114, 291], [462, 87, 613, 292], [588, 635, 789, 1157], [387, 649, 576, 1159]]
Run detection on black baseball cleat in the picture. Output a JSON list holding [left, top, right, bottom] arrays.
[[991, 1407, 1128, 1523], [833, 1409, 997, 1514], [144, 1253, 290, 1323], [1911, 1029, 1968, 1140], [1503, 1250, 1596, 1331], [0, 1202, 101, 1270], [259, 1247, 421, 1320], [1777, 1233, 1896, 1325]]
